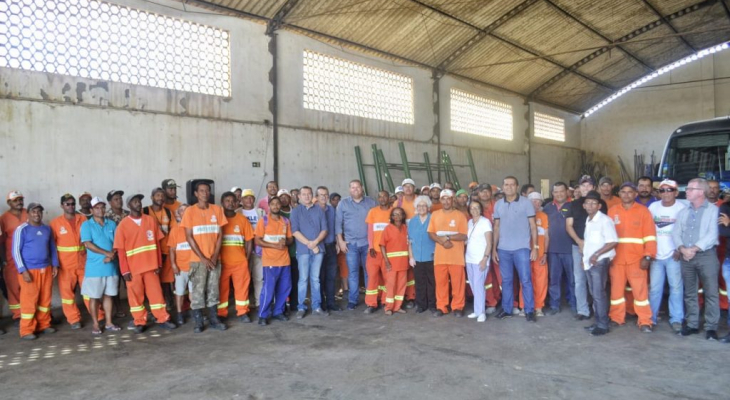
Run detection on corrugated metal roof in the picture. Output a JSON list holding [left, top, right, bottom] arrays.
[[195, 0, 730, 113]]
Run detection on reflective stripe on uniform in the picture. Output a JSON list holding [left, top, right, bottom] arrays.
[[149, 303, 166, 310], [8, 304, 20, 310], [618, 238, 644, 244], [634, 299, 649, 306], [720, 289, 728, 296], [625, 287, 632, 291], [57, 245, 85, 252], [222, 234, 244, 247], [698, 288, 704, 294], [643, 236, 656, 242], [365, 290, 379, 295], [610, 297, 625, 305], [385, 297, 394, 303], [217, 301, 229, 309], [82, 295, 90, 301], [130, 305, 146, 313], [485, 284, 493, 290], [406, 280, 415, 286], [386, 251, 409, 258], [235, 300, 249, 306], [378, 285, 387, 292], [126, 244, 158, 257], [394, 295, 404, 301], [61, 298, 75, 305], [37, 306, 50, 313], [21, 313, 34, 319], [193, 225, 220, 235]]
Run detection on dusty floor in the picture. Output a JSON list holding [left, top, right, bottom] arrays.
[[0, 298, 726, 400]]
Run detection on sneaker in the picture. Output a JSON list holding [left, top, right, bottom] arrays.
[[363, 306, 376, 314], [404, 300, 415, 309], [21, 334, 37, 340], [347, 304, 357, 311], [512, 308, 521, 316], [133, 325, 145, 334], [42, 327, 57, 334], [328, 305, 343, 312], [385, 310, 393, 316], [477, 314, 486, 322], [706, 330, 718, 341], [535, 308, 545, 317], [296, 310, 306, 319], [525, 312, 536, 322], [584, 324, 597, 332], [432, 310, 444, 317], [670, 322, 682, 333], [416, 307, 427, 314], [574, 314, 589, 321], [395, 309, 407, 314], [495, 310, 512, 320], [547, 308, 560, 316], [176, 314, 185, 326], [485, 307, 497, 315], [314, 308, 329, 317], [453, 310, 464, 318], [590, 327, 608, 336], [679, 326, 699, 336], [639, 325, 652, 333], [719, 333, 730, 343], [467, 313, 478, 319], [272, 314, 289, 322], [158, 321, 177, 330], [127, 321, 137, 330], [609, 320, 625, 328], [258, 318, 268, 326], [70, 322, 82, 330], [239, 314, 252, 323]]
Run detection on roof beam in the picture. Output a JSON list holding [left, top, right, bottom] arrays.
[[721, 0, 730, 22], [408, 0, 615, 91], [435, 0, 539, 70], [179, 0, 270, 22], [528, 0, 716, 101], [542, 0, 654, 71], [266, 0, 302, 35], [638, 0, 697, 51]]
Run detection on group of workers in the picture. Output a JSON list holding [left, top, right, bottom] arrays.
[[1, 174, 729, 343]]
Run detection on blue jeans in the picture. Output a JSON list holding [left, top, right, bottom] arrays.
[[346, 243, 369, 307], [548, 252, 575, 310], [650, 257, 684, 324], [722, 258, 730, 326], [498, 248, 534, 313], [296, 252, 324, 311], [572, 245, 590, 317], [320, 243, 339, 310]]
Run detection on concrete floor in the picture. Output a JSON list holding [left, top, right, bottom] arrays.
[[0, 300, 726, 400]]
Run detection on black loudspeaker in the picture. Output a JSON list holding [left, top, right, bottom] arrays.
[[186, 179, 216, 205]]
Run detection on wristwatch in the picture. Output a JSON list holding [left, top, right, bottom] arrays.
[[643, 256, 652, 261]]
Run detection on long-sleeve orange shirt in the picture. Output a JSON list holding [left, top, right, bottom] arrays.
[[50, 214, 87, 270], [608, 202, 657, 264], [113, 215, 163, 276]]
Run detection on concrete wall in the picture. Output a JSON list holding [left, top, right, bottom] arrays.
[[580, 50, 730, 179]]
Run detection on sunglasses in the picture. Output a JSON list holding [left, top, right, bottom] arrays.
[[658, 188, 676, 193], [63, 202, 76, 206]]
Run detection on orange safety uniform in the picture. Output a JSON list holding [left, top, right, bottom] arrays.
[[145, 206, 177, 283], [381, 223, 409, 312], [520, 211, 548, 310], [428, 209, 468, 314], [608, 202, 657, 326], [431, 202, 443, 212], [113, 215, 170, 326], [1, 209, 28, 319], [218, 213, 254, 317], [50, 214, 104, 325], [398, 196, 417, 301], [365, 206, 390, 307], [163, 200, 182, 216], [168, 226, 192, 274]]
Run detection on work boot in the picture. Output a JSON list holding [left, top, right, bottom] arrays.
[[485, 307, 496, 315], [176, 313, 185, 326], [70, 322, 82, 330], [239, 314, 252, 323], [719, 333, 730, 343], [404, 300, 415, 309], [590, 327, 608, 336], [639, 325, 652, 333], [158, 321, 177, 330], [363, 306, 376, 314], [208, 307, 227, 331], [21, 334, 37, 340], [679, 326, 699, 336], [706, 330, 718, 341], [193, 309, 205, 334], [42, 327, 57, 334], [547, 308, 560, 316]]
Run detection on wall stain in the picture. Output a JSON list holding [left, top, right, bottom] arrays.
[[40, 89, 50, 100], [76, 83, 86, 103], [61, 83, 73, 102]]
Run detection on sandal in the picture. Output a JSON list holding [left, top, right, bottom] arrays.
[[92, 329, 102, 336], [105, 325, 122, 332]]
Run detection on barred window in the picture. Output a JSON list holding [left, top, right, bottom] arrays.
[[0, 0, 231, 97], [450, 89, 512, 140], [303, 50, 414, 124], [534, 112, 565, 142]]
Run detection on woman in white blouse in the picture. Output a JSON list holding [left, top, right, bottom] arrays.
[[466, 201, 493, 322]]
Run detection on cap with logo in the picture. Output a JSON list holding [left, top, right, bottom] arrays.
[[455, 189, 468, 198], [578, 175, 595, 186], [6, 191, 23, 201], [476, 183, 492, 192], [401, 178, 416, 187], [329, 192, 341, 201], [90, 196, 106, 208], [439, 189, 454, 198], [598, 176, 613, 186], [395, 186, 404, 194], [230, 186, 243, 193], [126, 193, 144, 205], [27, 202, 44, 211], [658, 179, 678, 189], [277, 189, 291, 197], [161, 179, 180, 189], [430, 183, 442, 190], [241, 189, 255, 198], [79, 192, 92, 200], [619, 181, 638, 191], [151, 187, 164, 197], [527, 192, 543, 201], [60, 193, 75, 204], [107, 190, 124, 201]]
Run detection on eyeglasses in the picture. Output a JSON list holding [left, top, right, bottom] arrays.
[[686, 187, 703, 191], [658, 188, 676, 193], [63, 202, 76, 206]]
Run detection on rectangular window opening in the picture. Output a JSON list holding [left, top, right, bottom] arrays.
[[534, 112, 566, 142], [450, 88, 512, 140]]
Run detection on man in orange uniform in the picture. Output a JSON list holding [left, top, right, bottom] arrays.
[[607, 182, 656, 332], [397, 178, 418, 308], [182, 182, 228, 333], [364, 191, 391, 313], [168, 204, 191, 326], [2, 191, 28, 323], [113, 194, 177, 333], [219, 192, 254, 323], [144, 187, 176, 309], [380, 207, 410, 315], [50, 194, 100, 329], [520, 192, 549, 315], [428, 189, 468, 317], [162, 179, 182, 215], [13, 203, 58, 340]]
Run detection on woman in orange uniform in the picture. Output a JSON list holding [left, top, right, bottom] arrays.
[[380, 207, 410, 315]]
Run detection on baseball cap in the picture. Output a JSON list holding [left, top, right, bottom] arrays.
[[329, 192, 341, 201], [151, 187, 164, 197], [598, 176, 613, 186], [241, 189, 255, 198], [107, 190, 124, 201], [126, 193, 144, 205], [584, 190, 601, 201], [578, 175, 595, 186], [619, 181, 638, 191], [430, 183, 442, 190], [277, 189, 291, 197], [161, 179, 180, 189], [401, 178, 416, 187], [395, 186, 404, 194], [658, 179, 678, 189], [60, 193, 75, 204], [6, 191, 23, 201], [455, 189, 468, 198], [468, 182, 478, 190], [476, 183, 492, 192], [79, 192, 92, 200], [230, 186, 243, 193], [420, 186, 430, 193], [439, 189, 454, 198], [27, 202, 44, 211], [90, 196, 106, 208], [527, 192, 543, 201]]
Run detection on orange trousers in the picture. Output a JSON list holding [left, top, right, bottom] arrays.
[[609, 262, 651, 326], [385, 269, 407, 312], [365, 252, 387, 307], [4, 259, 21, 319], [160, 254, 174, 283], [19, 267, 53, 337], [337, 252, 348, 279], [435, 264, 466, 313], [520, 261, 548, 309], [127, 270, 170, 326], [405, 268, 415, 300], [485, 260, 502, 307], [58, 266, 104, 325], [218, 263, 251, 317]]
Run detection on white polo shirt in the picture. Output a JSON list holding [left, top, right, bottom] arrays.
[[582, 211, 618, 270]]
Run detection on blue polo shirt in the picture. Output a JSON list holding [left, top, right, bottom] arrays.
[[494, 195, 535, 251], [335, 196, 377, 247], [408, 214, 435, 262], [322, 203, 336, 245], [290, 203, 328, 255], [543, 201, 573, 254], [80, 217, 119, 277]]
